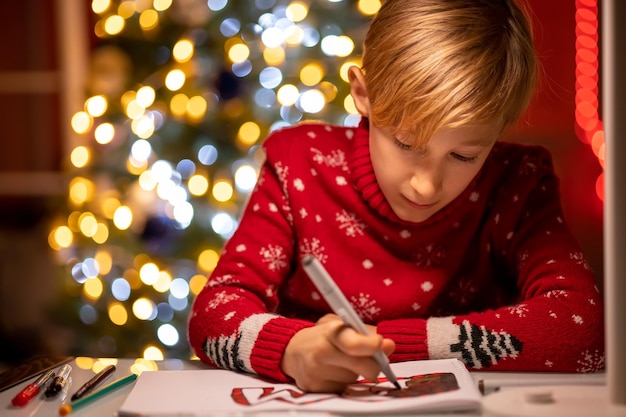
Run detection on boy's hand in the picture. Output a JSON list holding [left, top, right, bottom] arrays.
[[280, 313, 395, 393]]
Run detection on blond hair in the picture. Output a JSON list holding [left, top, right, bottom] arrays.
[[361, 0, 538, 146]]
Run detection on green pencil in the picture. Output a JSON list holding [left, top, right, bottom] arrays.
[[58, 373, 138, 416]]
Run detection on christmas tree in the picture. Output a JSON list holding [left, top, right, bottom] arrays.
[[49, 0, 378, 359]]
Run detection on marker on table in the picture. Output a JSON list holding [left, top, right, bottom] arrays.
[[45, 364, 72, 398], [71, 364, 116, 401], [10, 368, 56, 407], [302, 254, 401, 390], [58, 373, 137, 416]]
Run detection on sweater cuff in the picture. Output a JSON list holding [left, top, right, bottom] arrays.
[[251, 317, 314, 382], [377, 318, 428, 362]]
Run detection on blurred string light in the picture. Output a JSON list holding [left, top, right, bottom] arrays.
[[574, 0, 603, 201], [51, 0, 376, 359]]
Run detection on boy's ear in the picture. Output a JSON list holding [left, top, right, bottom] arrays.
[[348, 66, 370, 117]]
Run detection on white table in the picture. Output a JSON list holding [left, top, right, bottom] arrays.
[[0, 357, 606, 417]]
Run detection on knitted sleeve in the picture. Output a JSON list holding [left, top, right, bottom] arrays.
[[378, 146, 605, 373], [188, 134, 314, 382]]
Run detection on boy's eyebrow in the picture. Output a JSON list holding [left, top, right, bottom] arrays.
[[460, 138, 496, 147]]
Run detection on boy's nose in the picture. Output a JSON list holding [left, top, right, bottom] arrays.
[[409, 170, 442, 200]]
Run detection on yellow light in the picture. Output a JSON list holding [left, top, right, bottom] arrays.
[[95, 122, 115, 145], [277, 84, 299, 106], [284, 25, 305, 47], [84, 277, 104, 300], [286, 1, 308, 22], [71, 146, 91, 168], [170, 93, 189, 117], [92, 222, 109, 244], [113, 206, 133, 230], [237, 121, 261, 146], [69, 177, 95, 205], [92, 0, 111, 14], [198, 249, 219, 273], [212, 180, 234, 202], [189, 274, 208, 295], [102, 196, 121, 219], [228, 43, 250, 64], [75, 357, 94, 370], [127, 157, 148, 175], [108, 302, 128, 325], [263, 46, 286, 66], [131, 115, 155, 139], [300, 63, 324, 86], [153, 0, 173, 12], [125, 100, 145, 120], [68, 211, 82, 232], [142, 347, 164, 361], [86, 95, 108, 117], [358, 0, 382, 15], [104, 14, 125, 35], [139, 262, 160, 285], [124, 268, 142, 290], [319, 81, 338, 102], [173, 39, 194, 63], [188, 174, 209, 196], [52, 226, 73, 249], [334, 36, 355, 58], [139, 9, 159, 31], [340, 59, 361, 83], [132, 298, 155, 320], [138, 170, 157, 191], [152, 271, 172, 293], [118, 1, 136, 19], [121, 90, 137, 108], [93, 358, 118, 372], [79, 213, 98, 237], [165, 69, 186, 91], [95, 251, 113, 275], [71, 111, 93, 134], [136, 86, 156, 108], [187, 95, 207, 119], [344, 94, 358, 114]]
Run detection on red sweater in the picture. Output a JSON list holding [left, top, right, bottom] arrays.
[[188, 120, 604, 381]]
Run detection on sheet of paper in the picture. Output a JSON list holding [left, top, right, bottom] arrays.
[[118, 358, 481, 416]]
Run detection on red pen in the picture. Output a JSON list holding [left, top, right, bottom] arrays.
[[11, 369, 56, 407]]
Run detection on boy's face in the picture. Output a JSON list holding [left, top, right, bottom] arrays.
[[368, 121, 499, 223]]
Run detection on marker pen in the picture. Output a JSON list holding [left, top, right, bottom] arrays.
[[11, 369, 56, 407]]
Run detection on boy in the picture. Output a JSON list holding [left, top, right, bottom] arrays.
[[188, 0, 604, 393]]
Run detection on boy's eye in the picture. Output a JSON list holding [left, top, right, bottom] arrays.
[[452, 152, 478, 163], [393, 138, 413, 151]]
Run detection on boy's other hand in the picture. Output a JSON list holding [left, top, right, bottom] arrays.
[[280, 313, 395, 393]]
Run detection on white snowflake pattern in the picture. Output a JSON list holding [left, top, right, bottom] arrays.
[[209, 274, 237, 288], [315, 215, 322, 222], [253, 203, 260, 211], [545, 360, 553, 367], [336, 210, 366, 237], [469, 192, 480, 202], [299, 208, 308, 218], [307, 130, 317, 139], [506, 231, 514, 240], [345, 129, 354, 140], [576, 349, 605, 373], [421, 281, 433, 292], [269, 203, 278, 212], [335, 176, 347, 186], [224, 311, 236, 320], [310, 148, 349, 172], [412, 303, 421, 311], [350, 292, 380, 321], [311, 292, 320, 301], [544, 290, 568, 299], [259, 244, 288, 272], [362, 259, 373, 269], [494, 213, 500, 224], [293, 178, 304, 191], [383, 278, 393, 286], [236, 244, 247, 252], [206, 290, 240, 309], [414, 243, 447, 269], [508, 304, 529, 318], [572, 314, 584, 324], [549, 311, 558, 318], [299, 238, 327, 263], [570, 251, 591, 270], [274, 161, 289, 191], [400, 230, 411, 238]]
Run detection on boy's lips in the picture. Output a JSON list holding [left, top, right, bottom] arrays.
[[402, 195, 437, 209]]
